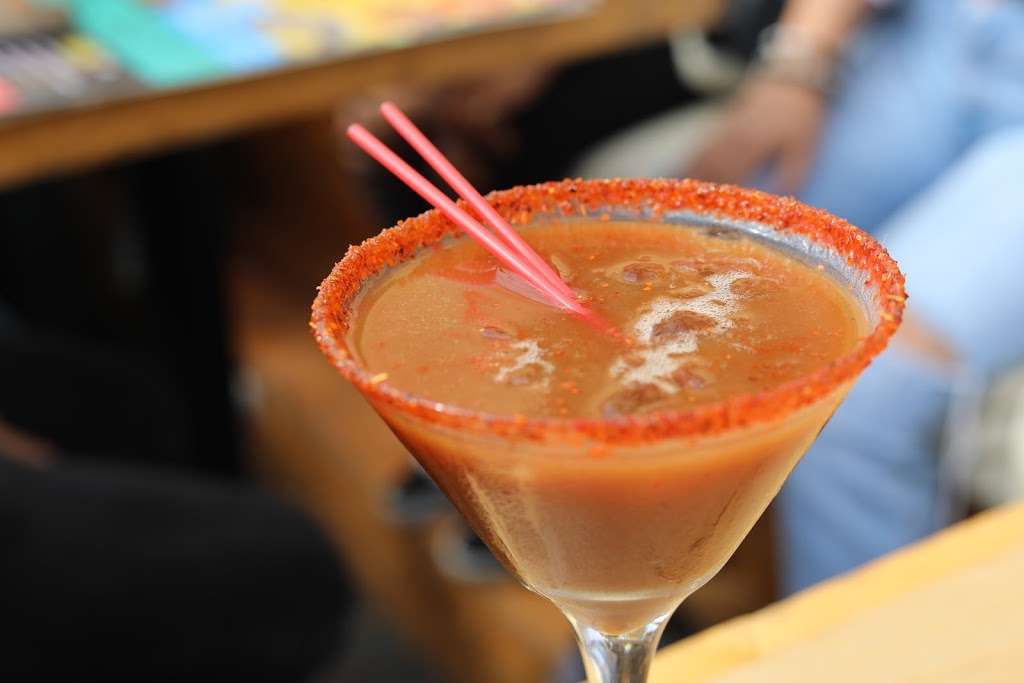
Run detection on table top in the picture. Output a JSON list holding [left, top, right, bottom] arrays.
[[651, 502, 1024, 682], [0, 0, 720, 190]]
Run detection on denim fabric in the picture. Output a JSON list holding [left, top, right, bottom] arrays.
[[778, 0, 1024, 593]]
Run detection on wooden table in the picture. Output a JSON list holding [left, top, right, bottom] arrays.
[[651, 502, 1024, 682], [0, 0, 720, 191]]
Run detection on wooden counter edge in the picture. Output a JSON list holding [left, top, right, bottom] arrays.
[[650, 502, 1024, 682]]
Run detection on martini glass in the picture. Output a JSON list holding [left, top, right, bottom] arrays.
[[311, 179, 905, 683]]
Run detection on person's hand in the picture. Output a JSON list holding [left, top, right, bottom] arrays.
[[686, 77, 829, 194]]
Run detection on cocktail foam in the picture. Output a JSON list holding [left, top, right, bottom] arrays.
[[611, 271, 749, 393]]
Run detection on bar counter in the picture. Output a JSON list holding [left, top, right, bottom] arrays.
[[651, 502, 1024, 682]]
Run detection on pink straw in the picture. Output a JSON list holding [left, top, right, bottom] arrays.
[[378, 101, 576, 300], [346, 124, 587, 315]]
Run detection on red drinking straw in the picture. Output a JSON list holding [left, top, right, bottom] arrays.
[[346, 123, 588, 315], [378, 101, 576, 301]]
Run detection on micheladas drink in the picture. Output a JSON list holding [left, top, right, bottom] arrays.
[[312, 179, 905, 683]]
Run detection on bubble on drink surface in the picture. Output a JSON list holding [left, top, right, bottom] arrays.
[[730, 275, 783, 298], [505, 364, 549, 387], [549, 253, 574, 282], [671, 366, 709, 390], [480, 325, 514, 341], [600, 382, 666, 417], [667, 260, 715, 297], [620, 262, 666, 284], [670, 271, 747, 331], [650, 309, 716, 343], [495, 339, 554, 388]]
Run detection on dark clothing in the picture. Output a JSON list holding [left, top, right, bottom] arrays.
[[0, 457, 348, 682], [0, 159, 350, 681]]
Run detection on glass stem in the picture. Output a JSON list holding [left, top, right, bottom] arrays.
[[569, 613, 671, 683]]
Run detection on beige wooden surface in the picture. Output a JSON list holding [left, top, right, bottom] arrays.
[[0, 0, 720, 190], [651, 502, 1024, 682]]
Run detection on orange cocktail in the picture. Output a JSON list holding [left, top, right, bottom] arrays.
[[312, 179, 904, 683]]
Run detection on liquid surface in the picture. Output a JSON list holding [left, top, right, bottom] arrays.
[[351, 220, 865, 418], [347, 219, 868, 633]]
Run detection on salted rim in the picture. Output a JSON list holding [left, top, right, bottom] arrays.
[[311, 178, 906, 444]]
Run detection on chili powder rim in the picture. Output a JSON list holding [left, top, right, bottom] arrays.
[[311, 178, 906, 444]]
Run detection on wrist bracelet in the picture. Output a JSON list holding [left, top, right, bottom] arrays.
[[752, 23, 842, 96]]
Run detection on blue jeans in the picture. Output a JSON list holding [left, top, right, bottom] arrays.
[[777, 1, 1024, 593]]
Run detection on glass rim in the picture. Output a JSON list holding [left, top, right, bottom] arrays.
[[311, 178, 906, 445]]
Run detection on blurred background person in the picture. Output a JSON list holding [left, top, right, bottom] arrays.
[[678, 0, 1024, 592]]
